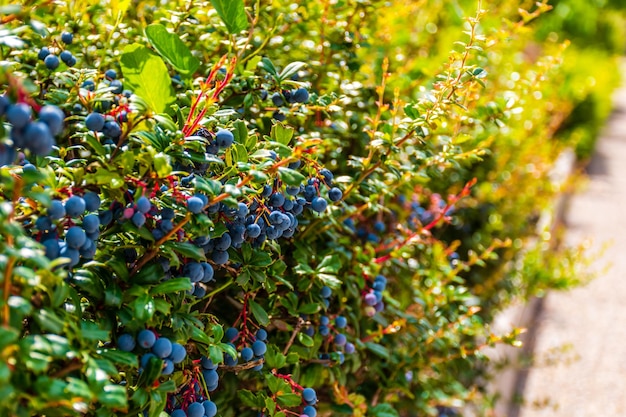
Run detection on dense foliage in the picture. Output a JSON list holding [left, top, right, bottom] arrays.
[[0, 1, 621, 417]]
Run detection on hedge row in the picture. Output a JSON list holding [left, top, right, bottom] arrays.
[[0, 1, 621, 416]]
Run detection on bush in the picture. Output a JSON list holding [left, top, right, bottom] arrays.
[[0, 1, 616, 416]]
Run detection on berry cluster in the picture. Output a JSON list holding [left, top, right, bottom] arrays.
[[179, 164, 341, 267], [117, 330, 187, 376], [363, 275, 386, 317], [267, 86, 310, 121], [222, 327, 267, 370], [0, 96, 64, 165], [300, 387, 318, 416], [164, 359, 217, 417], [37, 31, 77, 69], [38, 192, 102, 267], [78, 69, 132, 134]]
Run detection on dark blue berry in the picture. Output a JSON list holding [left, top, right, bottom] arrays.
[[85, 112, 105, 131], [61, 31, 73, 44]]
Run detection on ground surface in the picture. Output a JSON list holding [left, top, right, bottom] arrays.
[[517, 74, 626, 416]]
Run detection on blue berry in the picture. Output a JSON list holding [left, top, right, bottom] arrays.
[[292, 87, 310, 103], [170, 409, 186, 417], [187, 402, 204, 417], [201, 262, 214, 282], [202, 369, 219, 387], [102, 121, 122, 138], [183, 262, 204, 283], [61, 31, 73, 44], [162, 358, 174, 375], [105, 69, 117, 80], [109, 79, 123, 94], [328, 187, 342, 202], [65, 226, 87, 249], [38, 105, 65, 136], [201, 356, 217, 370], [246, 223, 261, 238], [118, 333, 136, 352], [241, 347, 254, 362], [303, 405, 317, 417], [319, 325, 329, 336], [320, 316, 330, 326], [269, 192, 285, 207], [187, 196, 204, 214], [152, 337, 173, 358], [24, 121, 54, 156], [311, 196, 328, 213], [320, 286, 332, 298], [335, 316, 347, 329], [82, 214, 100, 233], [169, 343, 186, 364], [59, 245, 80, 267], [271, 92, 284, 106], [131, 211, 146, 227], [212, 250, 229, 264], [137, 329, 156, 348], [43, 239, 60, 259], [44, 54, 60, 70], [81, 80, 95, 91], [334, 333, 347, 346], [60, 50, 73, 65], [38, 47, 50, 60], [136, 196, 151, 214], [203, 400, 217, 417], [252, 340, 267, 356], [214, 233, 232, 251], [302, 387, 317, 403], [215, 128, 234, 148], [82, 192, 101, 212], [272, 110, 286, 121], [225, 327, 239, 342], [7, 103, 32, 129], [85, 112, 105, 132], [256, 328, 268, 341], [345, 342, 355, 354]]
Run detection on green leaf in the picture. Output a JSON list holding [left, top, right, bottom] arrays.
[[370, 403, 400, 417], [297, 332, 314, 347], [190, 325, 212, 346], [249, 251, 273, 268], [81, 322, 110, 340], [66, 377, 94, 401], [278, 62, 307, 82], [99, 384, 129, 408], [149, 277, 192, 296], [99, 349, 138, 368], [278, 167, 305, 186], [264, 346, 286, 369], [130, 293, 155, 322], [249, 299, 270, 327], [270, 123, 294, 145], [259, 57, 278, 78], [238, 390, 263, 408], [210, 0, 249, 34], [145, 24, 200, 76], [163, 241, 206, 261], [317, 254, 341, 275], [365, 342, 389, 359], [276, 393, 302, 407], [120, 43, 175, 113]]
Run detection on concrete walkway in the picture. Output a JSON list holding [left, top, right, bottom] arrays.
[[517, 75, 626, 416]]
